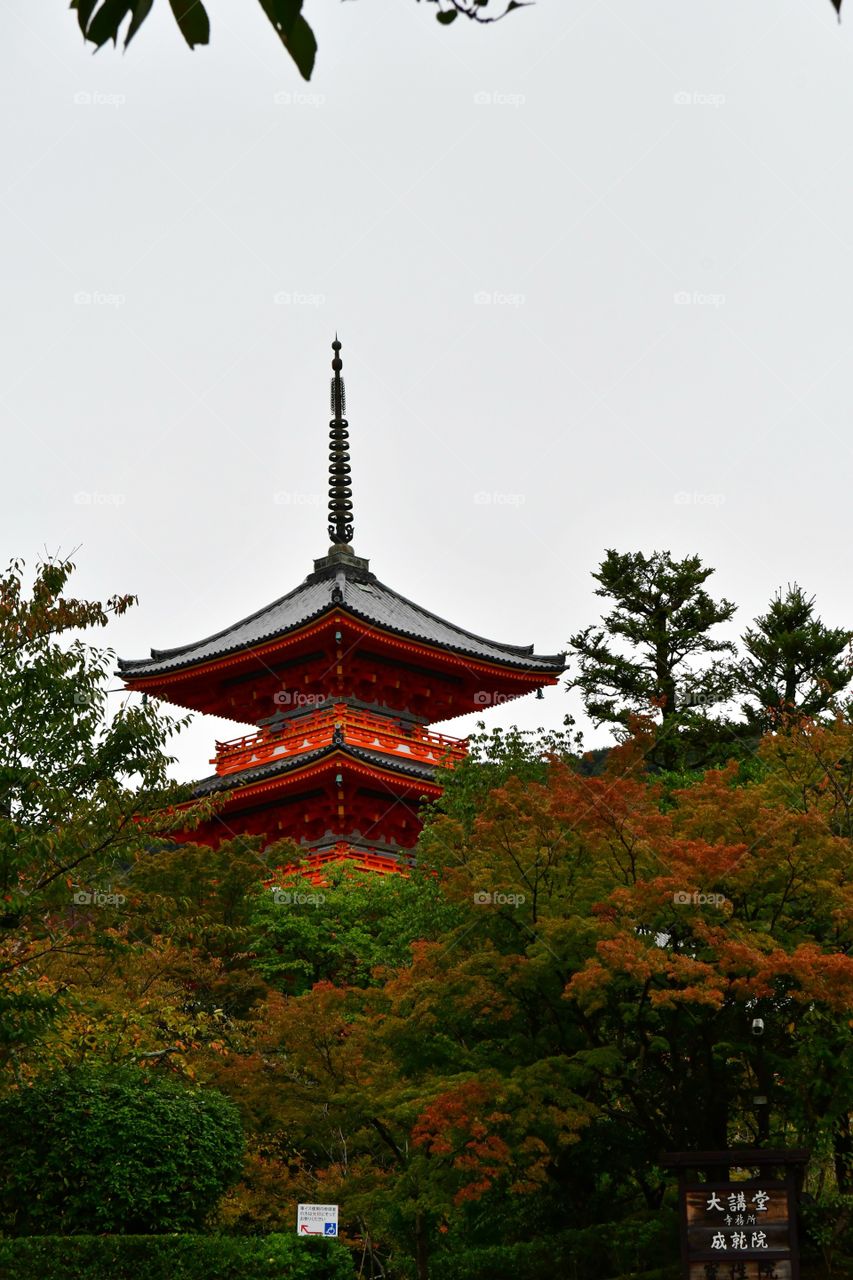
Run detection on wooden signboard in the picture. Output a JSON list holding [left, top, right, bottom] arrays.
[[663, 1149, 808, 1280]]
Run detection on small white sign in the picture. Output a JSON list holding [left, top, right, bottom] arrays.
[[297, 1202, 339, 1237]]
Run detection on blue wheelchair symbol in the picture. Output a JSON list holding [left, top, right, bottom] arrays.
[[324, 1223, 337, 1236]]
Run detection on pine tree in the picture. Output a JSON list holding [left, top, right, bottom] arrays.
[[568, 550, 737, 769], [740, 584, 851, 729]]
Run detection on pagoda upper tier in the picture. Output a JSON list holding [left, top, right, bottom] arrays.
[[118, 544, 565, 726]]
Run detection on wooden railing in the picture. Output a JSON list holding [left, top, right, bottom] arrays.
[[275, 843, 412, 881], [212, 703, 468, 777]]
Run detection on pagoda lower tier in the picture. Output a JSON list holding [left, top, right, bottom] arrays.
[[174, 702, 461, 868]]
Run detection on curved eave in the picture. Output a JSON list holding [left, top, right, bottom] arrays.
[[120, 603, 565, 697], [119, 570, 566, 684], [193, 743, 445, 800]]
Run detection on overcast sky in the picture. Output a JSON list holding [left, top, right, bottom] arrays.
[[2, 0, 852, 781]]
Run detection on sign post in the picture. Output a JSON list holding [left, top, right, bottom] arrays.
[[663, 1149, 808, 1280], [297, 1203, 339, 1238]]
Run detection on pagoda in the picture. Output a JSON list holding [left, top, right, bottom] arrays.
[[119, 340, 565, 875]]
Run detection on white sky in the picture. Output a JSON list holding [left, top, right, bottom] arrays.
[[2, 0, 852, 781]]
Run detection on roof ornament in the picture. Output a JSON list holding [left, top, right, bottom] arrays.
[[328, 336, 354, 546]]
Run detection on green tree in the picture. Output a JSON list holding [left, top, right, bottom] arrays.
[[249, 862, 462, 994], [0, 555, 207, 1072], [421, 717, 582, 838], [0, 1064, 245, 1235], [739, 584, 851, 729], [568, 549, 738, 770], [70, 0, 525, 83]]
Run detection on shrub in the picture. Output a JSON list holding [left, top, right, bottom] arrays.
[[800, 1192, 853, 1274], [0, 1234, 354, 1280], [0, 1066, 245, 1235]]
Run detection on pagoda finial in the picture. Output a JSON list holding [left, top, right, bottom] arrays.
[[328, 336, 354, 546]]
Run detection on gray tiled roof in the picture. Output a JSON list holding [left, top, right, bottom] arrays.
[[193, 742, 442, 797], [119, 558, 565, 680]]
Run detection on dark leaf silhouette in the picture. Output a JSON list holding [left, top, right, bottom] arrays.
[[72, 0, 527, 79]]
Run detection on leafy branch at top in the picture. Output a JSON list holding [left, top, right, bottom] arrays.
[[70, 0, 529, 82]]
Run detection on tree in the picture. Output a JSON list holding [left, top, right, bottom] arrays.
[[568, 549, 737, 769], [249, 862, 462, 994], [0, 1064, 245, 1234], [224, 715, 853, 1276], [419, 717, 582, 839], [70, 0, 526, 83], [0, 555, 209, 1073], [739, 584, 851, 730]]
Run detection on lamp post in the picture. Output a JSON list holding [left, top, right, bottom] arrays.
[[751, 1014, 770, 1146]]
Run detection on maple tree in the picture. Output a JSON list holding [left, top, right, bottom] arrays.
[[220, 714, 853, 1275]]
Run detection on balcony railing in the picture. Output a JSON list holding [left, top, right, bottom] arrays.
[[212, 702, 468, 777]]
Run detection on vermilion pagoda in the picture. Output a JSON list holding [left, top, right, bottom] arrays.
[[120, 340, 565, 875]]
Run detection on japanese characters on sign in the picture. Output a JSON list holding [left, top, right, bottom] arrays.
[[684, 1183, 793, 1280], [690, 1186, 787, 1251], [666, 1148, 806, 1280], [296, 1202, 339, 1237]]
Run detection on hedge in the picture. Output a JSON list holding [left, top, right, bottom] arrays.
[[0, 1233, 355, 1280], [433, 1213, 680, 1280]]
